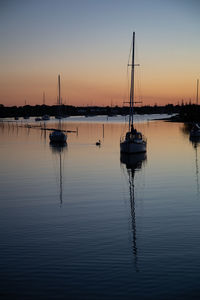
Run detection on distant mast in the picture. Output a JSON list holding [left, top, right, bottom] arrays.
[[58, 74, 61, 105], [43, 92, 45, 105], [197, 79, 199, 105]]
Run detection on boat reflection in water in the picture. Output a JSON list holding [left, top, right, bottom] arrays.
[[190, 136, 200, 198], [50, 142, 67, 206], [120, 152, 147, 272]]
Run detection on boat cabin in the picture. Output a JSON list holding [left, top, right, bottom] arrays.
[[126, 130, 143, 142]]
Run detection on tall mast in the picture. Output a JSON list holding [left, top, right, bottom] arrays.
[[43, 91, 45, 105], [58, 74, 61, 105], [196, 79, 199, 105], [129, 32, 135, 130], [58, 74, 61, 130]]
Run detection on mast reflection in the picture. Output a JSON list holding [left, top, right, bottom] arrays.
[[50, 142, 67, 206], [189, 136, 200, 198], [120, 152, 147, 271]]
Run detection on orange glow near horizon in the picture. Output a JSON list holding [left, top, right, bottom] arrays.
[[1, 2, 199, 108], [0, 70, 198, 107]]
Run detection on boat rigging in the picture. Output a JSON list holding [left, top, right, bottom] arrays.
[[49, 75, 67, 144], [120, 32, 147, 154]]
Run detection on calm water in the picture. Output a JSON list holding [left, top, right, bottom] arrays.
[[0, 116, 200, 300]]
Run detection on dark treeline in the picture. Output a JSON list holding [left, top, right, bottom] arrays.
[[0, 103, 199, 122]]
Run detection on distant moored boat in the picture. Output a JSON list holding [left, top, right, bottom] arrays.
[[50, 130, 67, 143], [49, 75, 67, 144], [190, 79, 200, 138], [42, 114, 50, 120], [35, 117, 42, 121], [190, 123, 200, 137]]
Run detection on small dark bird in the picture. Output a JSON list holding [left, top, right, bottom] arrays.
[[96, 140, 101, 146]]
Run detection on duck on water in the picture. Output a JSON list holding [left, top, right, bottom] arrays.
[[96, 140, 101, 146]]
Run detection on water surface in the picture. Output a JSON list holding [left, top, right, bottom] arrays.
[[0, 117, 200, 299]]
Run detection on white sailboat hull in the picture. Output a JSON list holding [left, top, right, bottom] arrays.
[[120, 140, 146, 154]]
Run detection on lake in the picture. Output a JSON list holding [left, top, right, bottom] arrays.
[[0, 115, 200, 300]]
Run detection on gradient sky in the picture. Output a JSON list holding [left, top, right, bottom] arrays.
[[0, 0, 200, 107]]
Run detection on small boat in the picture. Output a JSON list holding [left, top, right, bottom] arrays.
[[190, 79, 200, 137], [190, 123, 200, 137], [120, 126, 146, 153], [49, 75, 67, 144], [35, 117, 42, 121], [42, 114, 50, 120], [120, 32, 147, 154], [50, 129, 67, 143]]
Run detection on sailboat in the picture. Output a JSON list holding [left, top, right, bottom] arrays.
[[190, 123, 200, 137], [190, 79, 200, 137], [120, 32, 147, 154], [49, 75, 67, 144]]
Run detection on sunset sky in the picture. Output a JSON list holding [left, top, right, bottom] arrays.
[[0, 0, 200, 107]]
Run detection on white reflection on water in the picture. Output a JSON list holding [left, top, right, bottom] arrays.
[[1, 117, 200, 299]]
